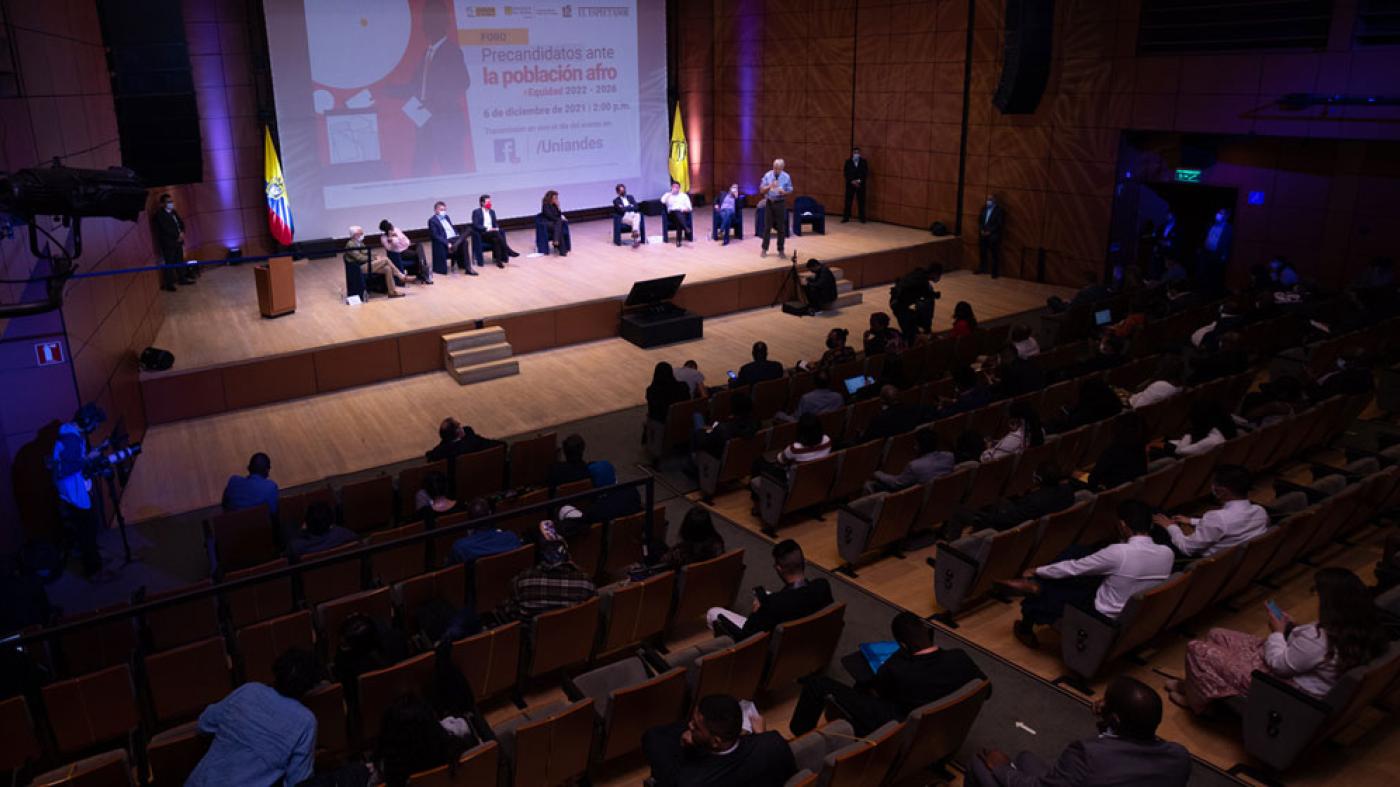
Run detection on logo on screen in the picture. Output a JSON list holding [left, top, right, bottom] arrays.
[[494, 139, 521, 164]]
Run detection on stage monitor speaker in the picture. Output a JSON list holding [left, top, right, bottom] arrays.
[[97, 0, 203, 186], [992, 0, 1055, 115]]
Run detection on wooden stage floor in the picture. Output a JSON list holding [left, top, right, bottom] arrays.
[[120, 270, 1070, 523], [152, 214, 939, 370]]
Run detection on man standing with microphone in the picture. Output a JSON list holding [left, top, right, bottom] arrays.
[[759, 158, 793, 258]]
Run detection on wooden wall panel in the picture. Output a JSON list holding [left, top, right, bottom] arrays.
[[398, 330, 447, 376], [222, 354, 317, 410], [554, 300, 621, 346], [143, 369, 227, 425], [314, 338, 401, 393], [486, 311, 555, 355], [674, 278, 741, 317]]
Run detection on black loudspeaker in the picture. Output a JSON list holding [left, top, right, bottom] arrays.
[[139, 346, 175, 371], [930, 222, 950, 237], [992, 0, 1055, 115], [292, 238, 344, 260], [97, 0, 203, 186]]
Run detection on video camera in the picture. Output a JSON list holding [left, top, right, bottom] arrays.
[[83, 440, 142, 479]]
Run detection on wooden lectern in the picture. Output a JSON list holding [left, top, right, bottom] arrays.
[[254, 255, 296, 318]]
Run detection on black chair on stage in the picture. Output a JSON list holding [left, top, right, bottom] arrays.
[[613, 211, 647, 245], [343, 251, 388, 300], [792, 196, 826, 236], [464, 225, 486, 268], [753, 202, 791, 238], [712, 194, 745, 242], [661, 209, 694, 244], [534, 213, 572, 254]]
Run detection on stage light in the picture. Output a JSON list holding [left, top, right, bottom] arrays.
[[0, 161, 147, 222]]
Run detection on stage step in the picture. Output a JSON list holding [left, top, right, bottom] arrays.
[[442, 326, 507, 352], [837, 279, 854, 294], [830, 291, 864, 310], [447, 357, 520, 385], [798, 267, 844, 281], [447, 342, 514, 368]]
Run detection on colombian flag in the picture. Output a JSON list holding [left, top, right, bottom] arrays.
[[669, 104, 689, 193], [264, 127, 294, 246]]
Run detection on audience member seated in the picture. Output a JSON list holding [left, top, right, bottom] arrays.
[[990, 344, 1046, 399], [1010, 323, 1040, 358], [580, 462, 641, 524], [1152, 465, 1267, 558], [731, 341, 785, 388], [1238, 374, 1305, 426], [936, 365, 996, 418], [776, 370, 845, 423], [334, 612, 412, 703], [707, 539, 833, 640], [426, 418, 504, 462], [187, 648, 321, 787], [858, 354, 909, 398], [1309, 347, 1374, 399], [950, 300, 978, 338], [491, 528, 595, 623], [998, 501, 1174, 648], [448, 499, 522, 565], [860, 385, 927, 443], [647, 361, 693, 422], [639, 506, 726, 577], [954, 430, 987, 466], [790, 611, 985, 736], [1158, 399, 1237, 459], [1104, 293, 1151, 341], [674, 359, 706, 398], [1055, 333, 1127, 381], [1050, 378, 1123, 434], [694, 391, 760, 459], [1046, 271, 1116, 314], [957, 461, 1076, 539], [1088, 412, 1148, 491], [812, 327, 856, 372], [750, 415, 832, 509], [414, 471, 462, 520], [289, 500, 359, 559], [861, 311, 906, 356], [867, 429, 954, 493], [981, 402, 1043, 462], [1129, 355, 1185, 409], [971, 677, 1191, 787], [643, 694, 796, 787], [547, 434, 593, 493], [317, 697, 473, 787], [1167, 568, 1386, 715], [222, 452, 278, 515], [1187, 331, 1248, 384]]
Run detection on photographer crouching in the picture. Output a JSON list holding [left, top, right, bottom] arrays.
[[49, 404, 140, 582]]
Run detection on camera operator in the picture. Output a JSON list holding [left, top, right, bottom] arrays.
[[50, 404, 113, 581]]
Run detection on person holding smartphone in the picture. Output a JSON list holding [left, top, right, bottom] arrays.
[[1166, 567, 1386, 714], [706, 539, 831, 639]]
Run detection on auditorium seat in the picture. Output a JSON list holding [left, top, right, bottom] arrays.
[[28, 749, 133, 787], [141, 580, 220, 653], [278, 486, 335, 541], [299, 543, 366, 607], [55, 603, 136, 677], [884, 678, 992, 784], [671, 549, 745, 634], [533, 213, 572, 253], [455, 445, 508, 500], [613, 211, 648, 245], [1161, 448, 1221, 510], [1137, 459, 1185, 509], [709, 196, 740, 241], [394, 564, 466, 637], [553, 478, 594, 500], [835, 484, 924, 572], [790, 196, 825, 236], [827, 440, 884, 502], [1075, 480, 1143, 548], [143, 635, 233, 728], [340, 475, 394, 534], [754, 454, 839, 530], [41, 664, 140, 758], [357, 651, 437, 742], [497, 489, 549, 536], [602, 507, 661, 582], [235, 610, 316, 685], [524, 598, 600, 682], [750, 378, 790, 422], [1058, 572, 1190, 685], [302, 682, 350, 769], [568, 656, 688, 763], [788, 719, 903, 787], [366, 522, 428, 586], [760, 603, 846, 692], [405, 741, 499, 786], [594, 571, 675, 660], [1021, 497, 1096, 573], [316, 586, 393, 656], [1162, 547, 1242, 631], [660, 208, 693, 244], [841, 399, 882, 444], [961, 453, 1018, 512], [933, 519, 1041, 619], [221, 558, 296, 628], [697, 433, 766, 502], [397, 461, 448, 521], [0, 695, 41, 774], [472, 543, 535, 614], [911, 466, 973, 536], [650, 632, 770, 709], [205, 505, 278, 572], [566, 522, 604, 580], [491, 699, 595, 787], [144, 721, 209, 787], [450, 621, 523, 704], [643, 397, 707, 463], [508, 432, 557, 489], [1003, 437, 1061, 498]]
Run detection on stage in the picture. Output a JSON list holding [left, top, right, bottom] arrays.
[[140, 214, 950, 423]]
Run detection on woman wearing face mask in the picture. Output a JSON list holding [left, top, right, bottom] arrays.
[[378, 220, 427, 284]]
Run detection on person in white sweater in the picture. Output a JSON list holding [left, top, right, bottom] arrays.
[[1129, 355, 1185, 409], [1169, 567, 1387, 713]]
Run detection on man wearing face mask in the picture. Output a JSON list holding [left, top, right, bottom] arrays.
[[715, 184, 740, 245], [427, 200, 473, 276], [842, 146, 868, 223], [969, 677, 1191, 786], [643, 694, 796, 787], [977, 194, 1004, 278], [1198, 208, 1234, 295], [470, 194, 518, 268], [613, 183, 643, 247], [154, 193, 192, 290]]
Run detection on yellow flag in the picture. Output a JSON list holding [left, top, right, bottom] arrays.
[[669, 104, 690, 193]]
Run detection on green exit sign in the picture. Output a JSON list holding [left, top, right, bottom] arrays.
[[1175, 168, 1202, 183]]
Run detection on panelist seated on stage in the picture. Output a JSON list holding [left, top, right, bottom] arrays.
[[714, 184, 741, 245], [613, 183, 644, 247], [660, 181, 693, 247], [378, 219, 429, 284], [346, 225, 407, 298], [427, 200, 475, 276], [540, 190, 571, 256], [471, 193, 519, 268]]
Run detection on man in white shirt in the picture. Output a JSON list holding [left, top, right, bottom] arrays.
[[660, 182, 693, 247], [1129, 356, 1185, 409], [673, 360, 705, 397], [998, 500, 1174, 648], [1153, 465, 1267, 558]]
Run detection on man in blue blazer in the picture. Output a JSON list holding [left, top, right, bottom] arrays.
[[428, 200, 474, 276], [471, 194, 519, 268]]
